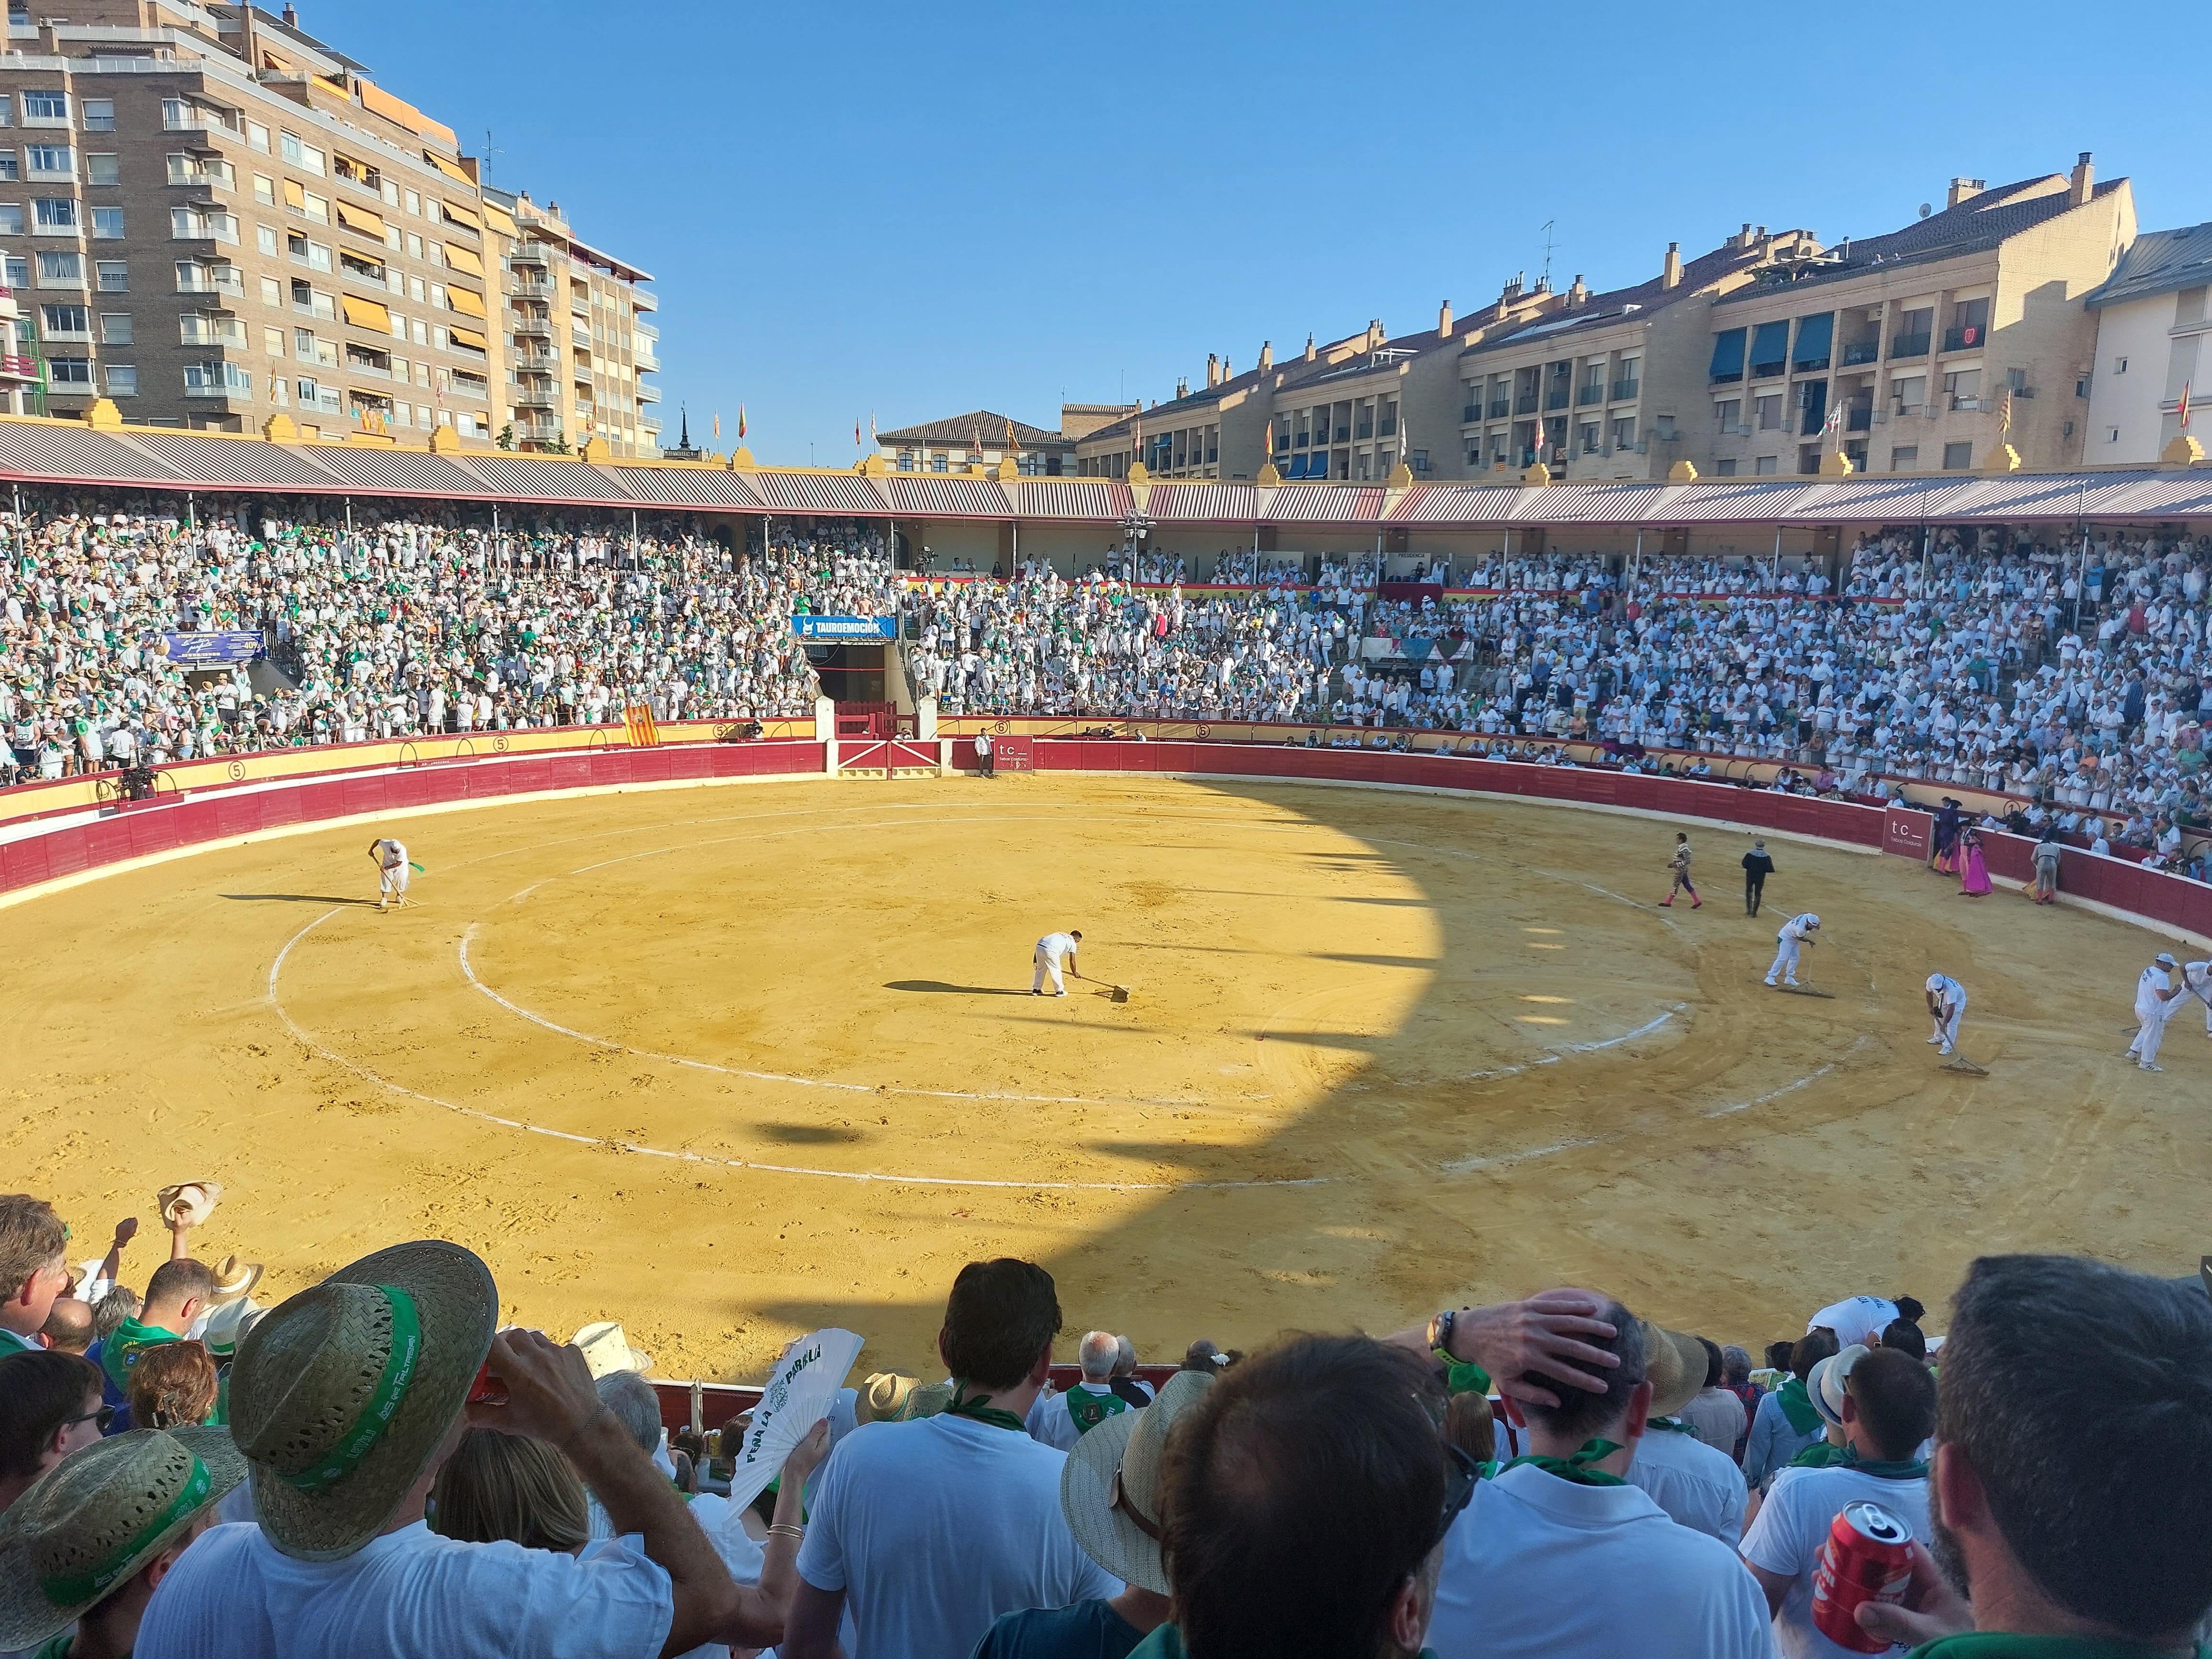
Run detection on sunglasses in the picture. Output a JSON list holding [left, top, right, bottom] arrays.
[[64, 1405, 116, 1434], [1437, 1440, 1481, 1547]]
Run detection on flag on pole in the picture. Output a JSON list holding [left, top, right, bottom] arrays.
[[1999, 390, 2013, 434], [737, 405, 747, 440], [1396, 403, 1410, 473], [1005, 415, 1020, 455], [712, 411, 721, 440], [2180, 382, 2193, 430], [870, 411, 878, 443], [855, 417, 862, 448], [1264, 418, 1274, 463]]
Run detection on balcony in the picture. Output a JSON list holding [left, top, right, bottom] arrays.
[[512, 313, 553, 336], [1486, 399, 1509, 419], [1843, 340, 1881, 365], [1748, 360, 1787, 379], [512, 347, 558, 370], [634, 351, 658, 372], [514, 385, 558, 409], [1951, 395, 1986, 411], [636, 384, 660, 403], [634, 319, 657, 342], [1462, 403, 1480, 423], [1353, 421, 1373, 440], [1611, 378, 1638, 401], [345, 360, 391, 380], [506, 277, 554, 301], [1847, 406, 1873, 431], [1943, 325, 1987, 353], [0, 354, 38, 380], [631, 289, 656, 312], [514, 419, 562, 442], [1889, 333, 1931, 359], [1545, 390, 1570, 410], [1576, 384, 1604, 405], [1514, 393, 1537, 415], [509, 243, 550, 267]]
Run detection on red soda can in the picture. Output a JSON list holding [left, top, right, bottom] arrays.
[[1811, 1500, 1914, 1653]]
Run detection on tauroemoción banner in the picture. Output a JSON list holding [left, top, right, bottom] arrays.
[[792, 615, 896, 640]]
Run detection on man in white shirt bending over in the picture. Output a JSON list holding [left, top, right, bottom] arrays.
[[1426, 1293, 1774, 1659], [1765, 913, 1820, 988], [1924, 973, 1967, 1057], [367, 836, 410, 912], [785, 1258, 1116, 1659], [1031, 929, 1083, 997], [2127, 952, 2179, 1073], [1740, 1345, 1936, 1659], [1027, 1329, 1128, 1451]]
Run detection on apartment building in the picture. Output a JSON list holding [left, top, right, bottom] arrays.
[[483, 184, 660, 458], [0, 0, 504, 438], [2080, 220, 2212, 465], [875, 409, 1075, 474], [1704, 157, 2133, 478]]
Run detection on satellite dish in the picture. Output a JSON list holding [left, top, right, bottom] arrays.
[[1918, 203, 1932, 219]]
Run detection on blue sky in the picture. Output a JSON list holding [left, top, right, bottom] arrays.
[[345, 0, 2211, 465]]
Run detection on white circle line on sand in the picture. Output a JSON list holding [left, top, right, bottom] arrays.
[[456, 923, 1213, 1109], [266, 906, 1332, 1192]]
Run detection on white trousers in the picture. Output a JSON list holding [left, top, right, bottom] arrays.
[[380, 863, 409, 896], [1031, 950, 1064, 994], [2131, 1011, 2166, 1067], [1932, 1000, 1965, 1052], [1766, 938, 1801, 983]]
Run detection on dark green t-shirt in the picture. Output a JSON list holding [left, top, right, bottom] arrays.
[[971, 1601, 1144, 1659]]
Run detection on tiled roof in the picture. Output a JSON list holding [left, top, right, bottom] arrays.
[[2081, 221, 2212, 311], [1460, 237, 1796, 361], [876, 411, 1066, 447]]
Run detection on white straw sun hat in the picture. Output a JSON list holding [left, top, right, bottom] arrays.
[[1061, 1368, 1214, 1595]]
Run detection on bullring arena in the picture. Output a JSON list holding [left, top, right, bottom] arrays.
[[8, 746, 2205, 1382]]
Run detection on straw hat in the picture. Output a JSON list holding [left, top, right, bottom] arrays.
[[208, 1253, 263, 1304], [0, 1427, 245, 1650], [860, 1371, 919, 1423], [195, 1294, 265, 1359], [1640, 1322, 1710, 1420], [154, 1182, 221, 1228], [572, 1321, 653, 1381], [1810, 1344, 1871, 1430], [898, 1382, 955, 1421], [230, 1239, 495, 1561], [1062, 1369, 1211, 1595]]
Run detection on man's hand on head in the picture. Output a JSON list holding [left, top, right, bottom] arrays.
[[1456, 1289, 1623, 1410], [468, 1328, 606, 1447]]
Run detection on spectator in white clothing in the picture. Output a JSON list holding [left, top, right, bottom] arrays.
[[1741, 1346, 1937, 1659], [135, 1238, 783, 1659], [1744, 1327, 1837, 1488], [1625, 1322, 1748, 1544], [1029, 1329, 1130, 1450], [783, 1258, 1117, 1659], [1426, 1294, 1774, 1659], [1679, 1336, 1752, 1460]]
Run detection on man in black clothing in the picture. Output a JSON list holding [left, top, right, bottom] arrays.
[[1742, 839, 1776, 917]]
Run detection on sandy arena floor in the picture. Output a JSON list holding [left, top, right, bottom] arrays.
[[6, 772, 2205, 1381]]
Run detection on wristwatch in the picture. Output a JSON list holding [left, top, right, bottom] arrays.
[[1427, 1308, 1457, 1353]]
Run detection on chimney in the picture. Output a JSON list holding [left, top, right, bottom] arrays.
[[1175, 376, 1189, 399], [1304, 333, 1316, 362], [1739, 221, 1753, 249], [1206, 352, 1219, 388], [282, 2, 299, 25], [1567, 273, 1588, 306], [1438, 299, 1453, 338], [2069, 151, 2093, 207], [1259, 340, 1272, 373], [1367, 319, 1384, 349], [1946, 177, 1985, 210], [1661, 242, 1682, 290]]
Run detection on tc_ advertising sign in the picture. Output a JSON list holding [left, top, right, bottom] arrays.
[[158, 630, 266, 665], [792, 615, 896, 640]]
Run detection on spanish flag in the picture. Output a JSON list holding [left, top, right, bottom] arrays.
[[738, 405, 747, 440]]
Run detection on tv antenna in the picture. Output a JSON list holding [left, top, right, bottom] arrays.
[[1539, 219, 1557, 290]]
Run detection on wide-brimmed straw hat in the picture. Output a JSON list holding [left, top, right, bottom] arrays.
[[155, 1182, 221, 1228], [1810, 1344, 1872, 1430], [230, 1239, 495, 1561], [1062, 1369, 1213, 1595], [1641, 1322, 1710, 1420], [0, 1427, 245, 1649], [208, 1253, 263, 1304], [860, 1371, 919, 1423], [899, 1381, 954, 1421], [195, 1294, 265, 1359]]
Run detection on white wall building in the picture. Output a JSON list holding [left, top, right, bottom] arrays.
[[2082, 221, 2212, 463]]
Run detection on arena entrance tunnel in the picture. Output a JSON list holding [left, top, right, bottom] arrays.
[[4, 752, 2207, 1386]]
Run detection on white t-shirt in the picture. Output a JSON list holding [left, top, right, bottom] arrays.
[[1740, 1463, 1932, 1659], [1805, 1297, 1896, 1349], [135, 1518, 673, 1659], [1627, 1422, 1748, 1544], [2136, 967, 2173, 1020], [373, 839, 407, 870], [587, 1491, 764, 1585], [1927, 975, 1965, 1013], [1024, 1382, 1125, 1452], [1778, 913, 1819, 943], [1426, 1462, 1776, 1659], [1035, 933, 1079, 964], [795, 1414, 1119, 1659]]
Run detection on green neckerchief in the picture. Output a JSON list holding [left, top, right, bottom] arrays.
[[1435, 1352, 1492, 1399], [100, 1316, 182, 1391], [1791, 1440, 1856, 1469], [1503, 1438, 1627, 1486], [1775, 1375, 1823, 1435], [943, 1381, 1026, 1434], [1646, 1416, 1698, 1434], [1910, 1638, 2208, 1659], [1787, 1441, 1930, 1479], [1064, 1383, 1128, 1437]]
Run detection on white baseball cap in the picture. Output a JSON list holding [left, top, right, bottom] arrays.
[[1925, 974, 1947, 993]]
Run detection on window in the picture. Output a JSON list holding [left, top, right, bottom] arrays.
[[26, 145, 72, 177], [41, 303, 87, 334], [404, 188, 420, 216], [2113, 355, 2128, 375], [90, 206, 122, 239], [1890, 445, 1919, 470], [1654, 414, 1676, 441], [280, 131, 302, 165], [264, 325, 283, 355], [1754, 454, 1778, 475], [0, 97, 11, 129], [248, 122, 270, 153], [104, 365, 135, 396], [406, 232, 422, 260], [1714, 398, 1740, 433], [33, 197, 76, 230], [35, 249, 81, 283], [254, 173, 274, 205], [47, 355, 91, 385], [86, 153, 118, 186], [2106, 426, 2121, 444], [1749, 320, 1790, 378], [94, 260, 126, 291], [260, 274, 280, 306], [184, 360, 253, 396], [4, 258, 27, 287], [1891, 375, 1927, 411], [1943, 441, 1974, 469], [1792, 312, 1834, 373], [0, 154, 17, 183], [1944, 368, 1981, 409], [22, 91, 69, 124], [99, 311, 130, 343], [81, 100, 114, 132], [1612, 416, 1637, 449], [301, 191, 328, 225], [1578, 420, 1600, 453], [1755, 393, 1782, 431], [1714, 457, 1737, 476], [257, 223, 278, 255], [0, 205, 21, 236]]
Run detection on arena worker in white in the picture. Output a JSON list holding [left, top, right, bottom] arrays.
[[1031, 930, 1083, 997], [367, 838, 410, 913], [1765, 913, 1820, 988], [2127, 951, 2180, 1073], [1924, 973, 1968, 1057]]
